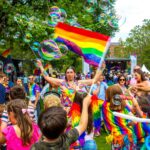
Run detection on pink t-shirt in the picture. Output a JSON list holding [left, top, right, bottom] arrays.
[[2, 124, 40, 150]]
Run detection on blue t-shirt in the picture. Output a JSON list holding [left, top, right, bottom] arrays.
[[91, 82, 108, 100], [0, 83, 6, 104]]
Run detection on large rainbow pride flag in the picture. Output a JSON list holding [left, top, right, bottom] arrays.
[[54, 22, 110, 67]]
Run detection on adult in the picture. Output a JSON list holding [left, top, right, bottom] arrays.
[[91, 74, 108, 136], [0, 73, 6, 104], [16, 78, 29, 94], [116, 75, 127, 94], [36, 60, 102, 109], [16, 78, 23, 86], [28, 75, 41, 117], [91, 74, 108, 101], [134, 69, 150, 97], [102, 85, 137, 149]]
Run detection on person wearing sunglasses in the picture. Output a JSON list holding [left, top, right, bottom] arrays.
[[117, 75, 127, 94]]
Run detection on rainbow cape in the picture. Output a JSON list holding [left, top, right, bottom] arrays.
[[54, 22, 110, 67]]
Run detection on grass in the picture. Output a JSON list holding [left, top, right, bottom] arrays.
[[95, 128, 111, 150]]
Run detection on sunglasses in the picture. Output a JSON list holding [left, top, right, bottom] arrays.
[[119, 79, 125, 81]]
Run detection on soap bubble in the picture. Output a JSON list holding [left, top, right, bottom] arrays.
[[23, 32, 32, 43]]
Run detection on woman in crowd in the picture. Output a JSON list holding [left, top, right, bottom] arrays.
[[102, 85, 137, 149], [116, 75, 127, 94], [36, 60, 102, 111]]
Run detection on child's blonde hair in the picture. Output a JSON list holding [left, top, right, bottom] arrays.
[[44, 94, 61, 110]]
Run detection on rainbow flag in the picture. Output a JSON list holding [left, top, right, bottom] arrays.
[[44, 63, 52, 71], [1, 48, 11, 58], [54, 22, 110, 67], [102, 101, 133, 135]]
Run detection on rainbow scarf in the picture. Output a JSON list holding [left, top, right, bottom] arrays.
[[54, 22, 110, 67]]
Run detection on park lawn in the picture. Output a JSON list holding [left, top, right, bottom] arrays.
[[95, 130, 111, 150]]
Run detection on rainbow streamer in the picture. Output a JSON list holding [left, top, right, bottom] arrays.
[[91, 95, 101, 130], [54, 22, 110, 67]]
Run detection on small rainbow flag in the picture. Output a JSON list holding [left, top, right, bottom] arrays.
[[44, 63, 52, 71], [1, 48, 11, 58], [54, 22, 110, 67]]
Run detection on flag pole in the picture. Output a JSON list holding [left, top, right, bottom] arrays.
[[88, 38, 111, 95]]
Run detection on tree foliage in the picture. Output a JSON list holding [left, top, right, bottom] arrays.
[[0, 0, 118, 73], [124, 19, 150, 69]]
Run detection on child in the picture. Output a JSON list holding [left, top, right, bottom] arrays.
[[31, 95, 91, 150], [1, 86, 36, 131], [0, 100, 40, 150], [70, 92, 96, 149], [43, 91, 61, 110]]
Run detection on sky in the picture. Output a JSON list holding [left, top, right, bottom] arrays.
[[111, 0, 150, 42]]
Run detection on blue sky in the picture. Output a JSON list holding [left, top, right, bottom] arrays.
[[111, 0, 150, 42]]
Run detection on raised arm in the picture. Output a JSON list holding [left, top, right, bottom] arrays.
[[36, 60, 63, 86], [78, 70, 103, 86]]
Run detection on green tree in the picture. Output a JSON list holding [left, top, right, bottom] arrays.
[[0, 0, 118, 73], [124, 19, 150, 69]]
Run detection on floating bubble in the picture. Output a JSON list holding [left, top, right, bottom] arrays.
[[13, 32, 20, 39], [21, 15, 29, 22], [0, 39, 6, 45], [48, 12, 60, 27], [108, 15, 126, 28], [14, 14, 21, 22], [29, 16, 36, 21], [39, 40, 60, 60], [97, 13, 107, 26], [84, 0, 97, 13], [72, 22, 81, 28], [4, 63, 15, 74], [58, 44, 68, 56], [50, 6, 61, 13], [60, 8, 67, 22], [31, 42, 41, 52], [23, 33, 32, 43], [28, 22, 35, 30], [99, 0, 113, 11]]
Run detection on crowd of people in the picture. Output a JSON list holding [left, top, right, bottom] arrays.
[[0, 60, 150, 150]]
